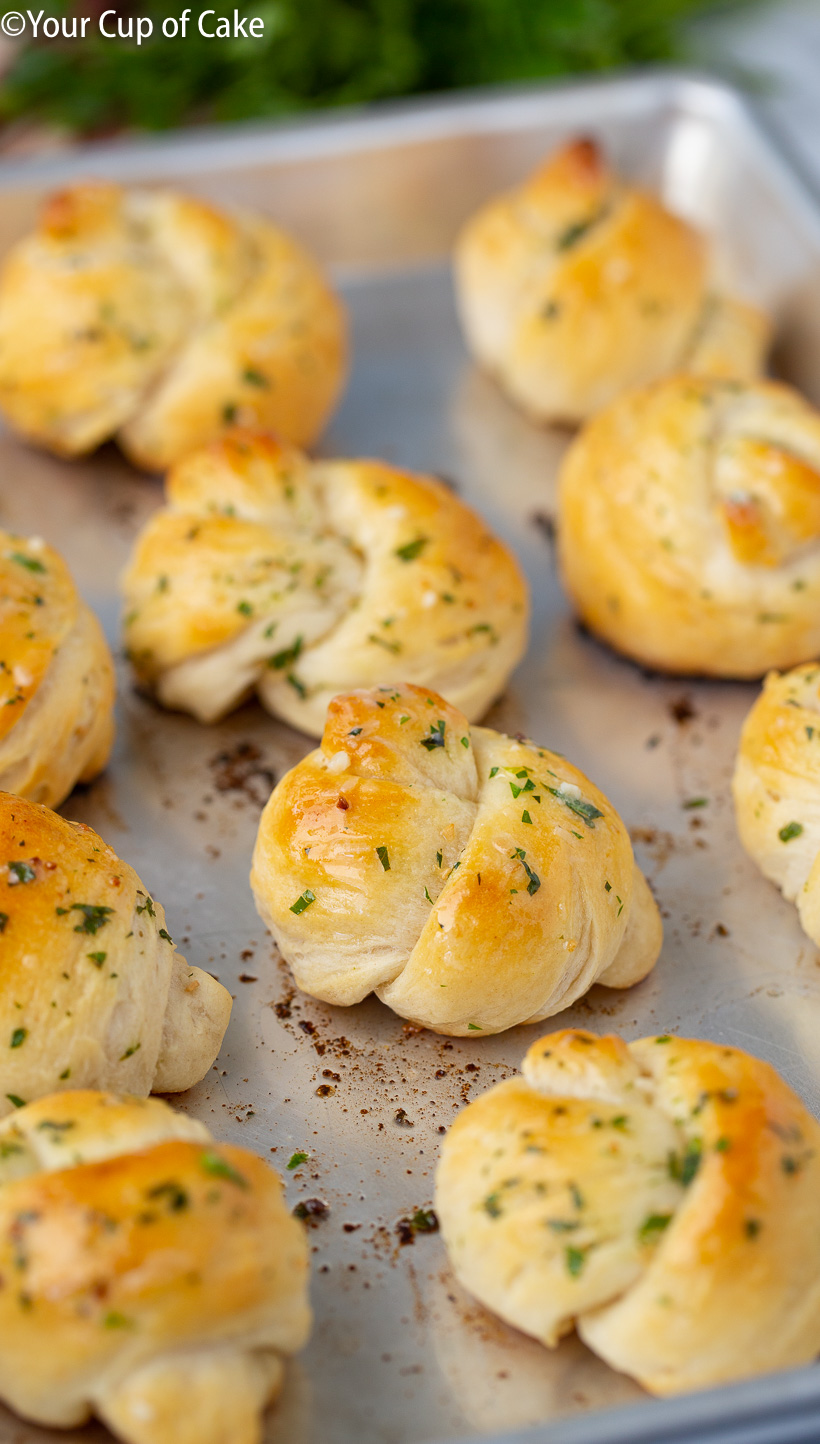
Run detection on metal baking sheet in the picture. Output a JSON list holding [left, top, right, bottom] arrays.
[[2, 70, 820, 1444]]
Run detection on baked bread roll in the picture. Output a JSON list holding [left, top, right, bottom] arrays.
[[454, 137, 769, 424], [558, 374, 820, 677], [121, 430, 528, 735], [250, 683, 661, 1034], [733, 662, 820, 943], [435, 1027, 820, 1395], [0, 792, 231, 1113], [0, 183, 347, 470], [0, 1088, 310, 1444], [0, 529, 115, 806]]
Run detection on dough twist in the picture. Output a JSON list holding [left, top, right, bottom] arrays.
[[251, 684, 661, 1034], [0, 793, 231, 1113], [733, 662, 820, 943], [0, 1089, 310, 1444], [121, 430, 528, 735], [454, 137, 768, 424], [558, 375, 820, 676], [0, 184, 347, 469], [435, 1028, 820, 1395], [0, 529, 114, 806]]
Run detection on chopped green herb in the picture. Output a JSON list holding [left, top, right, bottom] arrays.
[[436, 851, 442, 868], [243, 366, 269, 387], [290, 889, 316, 915], [71, 904, 114, 934], [489, 766, 499, 779], [511, 847, 540, 895], [669, 1138, 702, 1186], [237, 600, 253, 616], [745, 1218, 761, 1239], [410, 1208, 438, 1233], [146, 1180, 189, 1211], [420, 719, 447, 751], [395, 536, 428, 562], [120, 1042, 141, 1060], [8, 552, 45, 574], [103, 1311, 134, 1329], [200, 1150, 249, 1189], [269, 636, 303, 670], [424, 886, 434, 904], [287, 1151, 309, 1170], [522, 810, 532, 825], [460, 737, 469, 748], [376, 846, 391, 871], [604, 881, 612, 893], [368, 633, 402, 653], [158, 928, 173, 943], [547, 788, 603, 828], [5, 1095, 24, 1108], [7, 862, 35, 885], [467, 1023, 483, 1031], [547, 1218, 579, 1232], [0, 913, 8, 932], [565, 1246, 586, 1277], [639, 1213, 672, 1242], [483, 1191, 502, 1218], [287, 673, 307, 699], [779, 821, 803, 843], [556, 209, 604, 251], [87, 952, 107, 968]]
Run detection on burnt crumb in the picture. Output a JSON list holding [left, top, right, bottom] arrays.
[[299, 1020, 316, 1034], [434, 1069, 447, 1079], [322, 1069, 340, 1081], [402, 1022, 425, 1038], [669, 695, 696, 725], [336, 796, 350, 811], [316, 1084, 335, 1098], [513, 732, 529, 744], [713, 923, 730, 938], [293, 1198, 329, 1224], [530, 511, 556, 552], [209, 742, 274, 807], [238, 973, 258, 983], [274, 1000, 293, 1019], [645, 734, 661, 749], [240, 949, 254, 961], [396, 1219, 415, 1246], [465, 1063, 479, 1073], [395, 1108, 414, 1127], [343, 1222, 361, 1233]]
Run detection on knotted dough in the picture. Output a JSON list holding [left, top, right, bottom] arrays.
[[251, 683, 661, 1034]]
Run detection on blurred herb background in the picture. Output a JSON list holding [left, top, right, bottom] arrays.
[[0, 0, 757, 139]]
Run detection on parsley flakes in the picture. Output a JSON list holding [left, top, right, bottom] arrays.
[[420, 719, 446, 751]]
